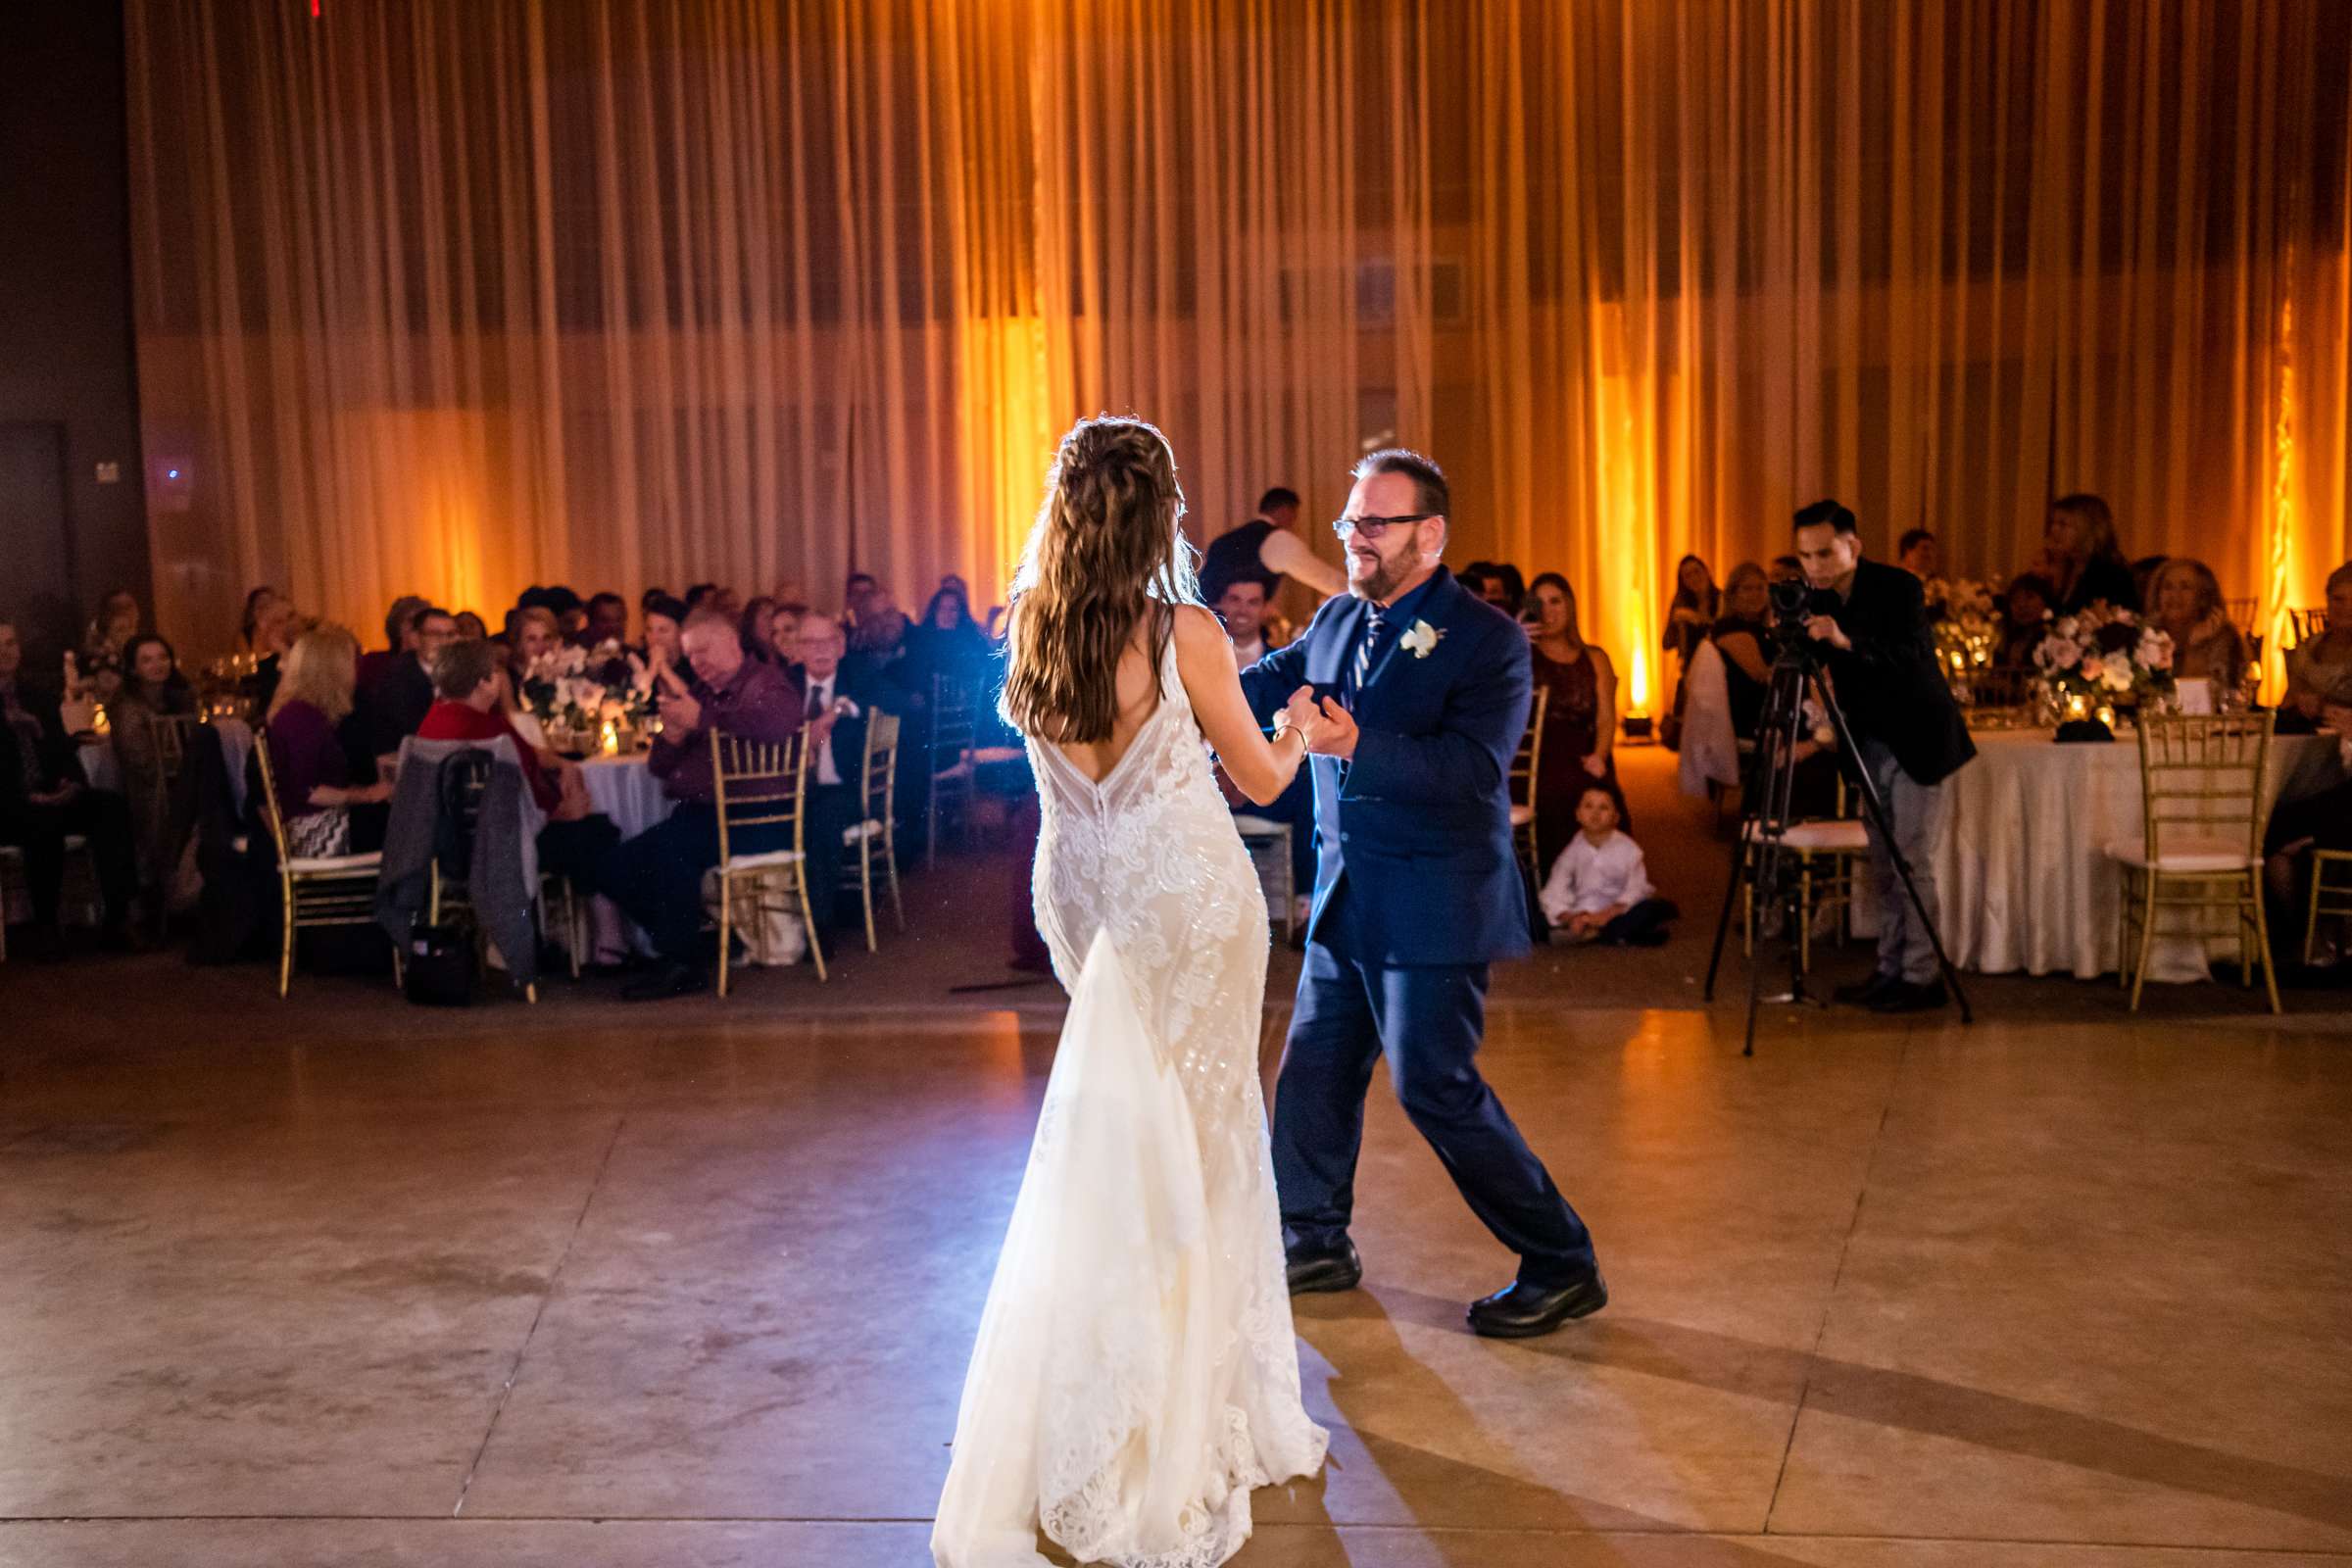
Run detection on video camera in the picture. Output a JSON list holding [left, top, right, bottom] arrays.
[[1765, 575, 1819, 657]]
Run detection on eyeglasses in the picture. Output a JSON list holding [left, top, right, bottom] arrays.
[[1332, 513, 1438, 540]]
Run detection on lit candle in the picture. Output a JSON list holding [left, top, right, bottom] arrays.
[[2095, 704, 2117, 729], [2066, 693, 2088, 720], [601, 718, 620, 757]]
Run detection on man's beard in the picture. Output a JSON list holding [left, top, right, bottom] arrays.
[[1349, 548, 1414, 602]]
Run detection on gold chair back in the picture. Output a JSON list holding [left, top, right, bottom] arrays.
[[2222, 597, 2258, 636], [1508, 685, 1550, 875], [251, 726, 294, 864], [861, 710, 902, 827], [2132, 711, 2273, 866], [149, 711, 200, 784], [711, 730, 808, 858], [710, 728, 824, 986], [2286, 607, 2328, 646]]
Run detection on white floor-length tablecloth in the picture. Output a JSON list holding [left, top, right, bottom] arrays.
[[1931, 729, 2343, 980]]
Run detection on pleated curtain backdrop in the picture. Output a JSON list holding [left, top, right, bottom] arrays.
[[128, 0, 2349, 689]]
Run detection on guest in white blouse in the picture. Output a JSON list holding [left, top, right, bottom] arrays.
[[1538, 786, 1677, 947]]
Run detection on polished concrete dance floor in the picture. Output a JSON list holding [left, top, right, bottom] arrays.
[[4, 945, 2349, 1568]]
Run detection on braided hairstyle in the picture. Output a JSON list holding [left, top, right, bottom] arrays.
[[1001, 416, 1202, 744]]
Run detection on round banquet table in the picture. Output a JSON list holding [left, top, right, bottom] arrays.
[[574, 754, 674, 838], [1925, 727, 2345, 981]]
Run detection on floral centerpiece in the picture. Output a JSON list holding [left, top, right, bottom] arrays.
[[522, 640, 658, 750], [2033, 603, 2174, 724], [1924, 577, 1999, 700]]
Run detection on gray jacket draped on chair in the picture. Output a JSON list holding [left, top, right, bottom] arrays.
[[375, 735, 546, 990]]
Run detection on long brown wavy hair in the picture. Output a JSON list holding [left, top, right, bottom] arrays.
[[1001, 416, 1201, 744]]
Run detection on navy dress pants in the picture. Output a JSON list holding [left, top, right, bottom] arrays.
[[1270, 879, 1596, 1288]]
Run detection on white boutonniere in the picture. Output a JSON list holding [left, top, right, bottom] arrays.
[[1400, 619, 1444, 659]]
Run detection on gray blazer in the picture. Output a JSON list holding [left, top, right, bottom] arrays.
[[375, 735, 546, 991]]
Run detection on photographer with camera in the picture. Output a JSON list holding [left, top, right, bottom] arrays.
[[1790, 500, 1976, 1013]]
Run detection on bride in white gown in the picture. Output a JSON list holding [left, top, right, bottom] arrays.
[[933, 417, 1330, 1568]]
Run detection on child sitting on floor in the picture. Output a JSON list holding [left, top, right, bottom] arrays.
[[1539, 785, 1679, 946]]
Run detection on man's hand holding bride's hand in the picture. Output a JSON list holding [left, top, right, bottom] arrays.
[[1304, 696, 1359, 761], [1280, 685, 1322, 744]]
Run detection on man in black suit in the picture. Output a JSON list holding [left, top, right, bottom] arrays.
[[360, 605, 454, 759], [789, 616, 887, 936], [1793, 500, 1976, 1013]]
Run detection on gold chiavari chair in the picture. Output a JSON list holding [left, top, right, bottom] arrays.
[[2222, 597, 2259, 637], [253, 728, 396, 998], [2305, 850, 2352, 968], [1740, 772, 1869, 974], [2285, 607, 2328, 647], [2105, 711, 2279, 1012], [711, 729, 824, 990], [841, 710, 906, 953], [926, 674, 979, 869], [1508, 686, 1550, 882], [418, 748, 539, 1003]]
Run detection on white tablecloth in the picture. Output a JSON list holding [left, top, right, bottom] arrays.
[[575, 756, 674, 837], [1931, 728, 2343, 979]]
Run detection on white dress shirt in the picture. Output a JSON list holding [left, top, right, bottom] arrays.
[[801, 672, 858, 787], [1539, 829, 1655, 923]]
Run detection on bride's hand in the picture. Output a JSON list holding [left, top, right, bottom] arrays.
[[1281, 685, 1321, 741]]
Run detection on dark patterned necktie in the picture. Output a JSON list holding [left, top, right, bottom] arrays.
[[1352, 606, 1384, 695]]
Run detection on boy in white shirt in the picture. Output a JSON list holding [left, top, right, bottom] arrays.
[[1539, 786, 1678, 946]]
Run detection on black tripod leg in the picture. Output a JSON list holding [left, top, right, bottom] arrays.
[[1701, 810, 1744, 1002], [1810, 671, 1974, 1024]]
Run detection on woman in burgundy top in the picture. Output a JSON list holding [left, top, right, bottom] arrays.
[[1524, 572, 1627, 872], [263, 625, 391, 855]]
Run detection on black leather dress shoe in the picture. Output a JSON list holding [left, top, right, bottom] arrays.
[[1833, 970, 1901, 1006], [621, 961, 708, 1002], [1869, 978, 1949, 1013], [1467, 1272, 1608, 1339], [1285, 1241, 1362, 1296]]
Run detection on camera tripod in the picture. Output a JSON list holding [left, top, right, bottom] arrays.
[[1701, 634, 1972, 1055]]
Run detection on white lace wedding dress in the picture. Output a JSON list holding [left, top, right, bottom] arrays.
[[933, 635, 1329, 1568]]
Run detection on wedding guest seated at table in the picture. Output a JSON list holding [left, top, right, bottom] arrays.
[[2037, 493, 2139, 613], [359, 596, 429, 695], [844, 571, 909, 664], [640, 593, 689, 689], [0, 620, 140, 956], [740, 597, 782, 664], [241, 587, 300, 710], [266, 625, 393, 858], [79, 587, 143, 705], [2150, 557, 2248, 691], [2263, 695, 2352, 963], [416, 639, 618, 888], [897, 580, 995, 705], [1538, 786, 1678, 947], [508, 605, 564, 688], [594, 606, 804, 1001], [766, 602, 808, 666], [1897, 529, 1941, 582], [360, 605, 455, 759], [583, 592, 630, 650], [110, 633, 198, 927], [2281, 562, 2352, 731], [452, 610, 489, 642], [789, 616, 888, 936], [540, 586, 588, 643], [1994, 573, 2056, 669]]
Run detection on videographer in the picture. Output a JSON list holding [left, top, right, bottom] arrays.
[[1790, 500, 1975, 1012]]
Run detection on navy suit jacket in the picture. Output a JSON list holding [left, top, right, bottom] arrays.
[[1239, 567, 1534, 965]]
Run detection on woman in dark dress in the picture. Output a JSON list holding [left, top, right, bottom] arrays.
[[2038, 493, 2139, 614], [109, 633, 198, 919], [897, 581, 996, 706], [1524, 572, 1625, 872]]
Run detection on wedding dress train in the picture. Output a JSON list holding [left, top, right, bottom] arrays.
[[933, 636, 1327, 1568]]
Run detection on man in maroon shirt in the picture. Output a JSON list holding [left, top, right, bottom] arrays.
[[595, 607, 804, 1000]]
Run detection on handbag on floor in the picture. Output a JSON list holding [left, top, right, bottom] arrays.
[[401, 917, 478, 1006]]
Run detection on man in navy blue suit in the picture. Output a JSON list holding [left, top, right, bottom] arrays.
[[1239, 449, 1605, 1339]]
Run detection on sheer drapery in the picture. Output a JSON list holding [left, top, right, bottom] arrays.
[[129, 0, 2348, 684]]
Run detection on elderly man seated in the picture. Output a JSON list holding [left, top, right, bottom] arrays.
[[594, 606, 803, 1000]]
